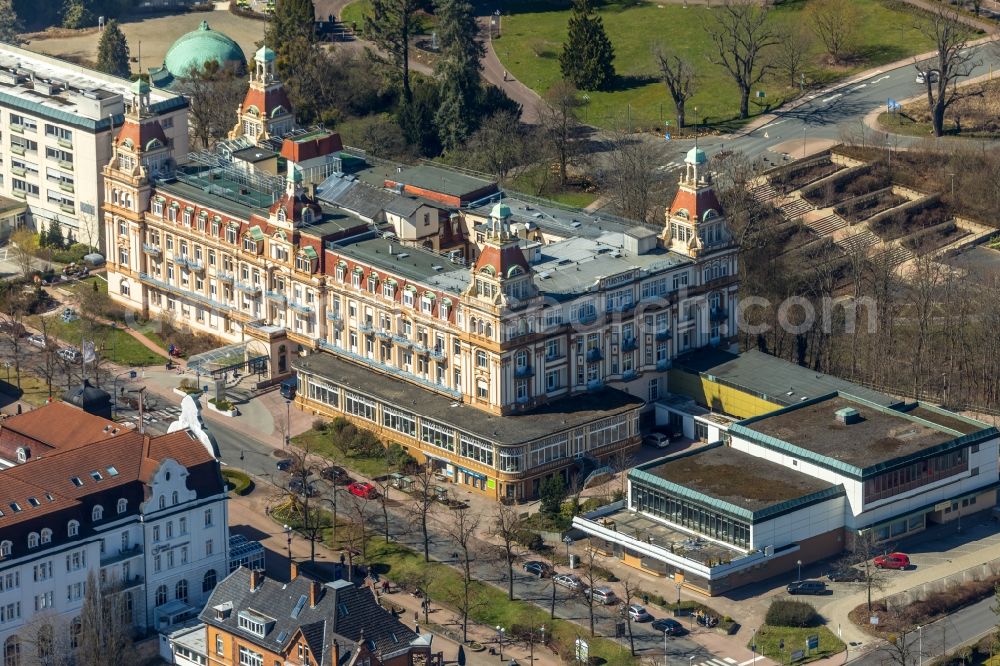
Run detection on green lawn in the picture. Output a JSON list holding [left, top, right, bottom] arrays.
[[292, 428, 396, 479], [340, 0, 434, 36], [64, 275, 108, 296], [750, 625, 845, 664], [28, 315, 164, 366], [496, 0, 937, 130], [0, 372, 63, 406]]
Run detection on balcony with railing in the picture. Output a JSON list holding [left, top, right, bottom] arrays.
[[514, 364, 534, 378], [656, 358, 672, 371], [289, 301, 313, 314], [317, 339, 462, 399], [326, 310, 342, 322], [359, 321, 374, 334], [142, 244, 162, 257], [429, 347, 446, 361], [710, 307, 728, 322], [622, 337, 639, 352], [140, 273, 235, 314], [236, 282, 261, 297], [265, 290, 287, 304], [218, 272, 235, 284], [655, 329, 671, 341], [623, 369, 638, 381], [586, 348, 604, 362], [587, 378, 604, 391], [376, 328, 393, 340], [100, 544, 143, 567]]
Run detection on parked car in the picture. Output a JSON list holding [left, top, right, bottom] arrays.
[[58, 348, 82, 364], [320, 465, 349, 483], [27, 334, 47, 349], [643, 432, 670, 448], [522, 561, 552, 578], [276, 458, 294, 472], [652, 618, 685, 636], [787, 580, 828, 595], [825, 567, 865, 583], [916, 69, 940, 84], [627, 604, 652, 622], [588, 586, 618, 605], [874, 552, 911, 569], [347, 481, 378, 499], [61, 308, 78, 323], [289, 478, 319, 497], [553, 574, 585, 591]]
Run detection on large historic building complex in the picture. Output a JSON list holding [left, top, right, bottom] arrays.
[[101, 46, 738, 500]]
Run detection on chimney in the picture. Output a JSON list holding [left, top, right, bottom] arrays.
[[290, 560, 299, 581], [332, 640, 340, 665], [834, 407, 861, 425], [309, 580, 323, 608], [250, 569, 264, 591]]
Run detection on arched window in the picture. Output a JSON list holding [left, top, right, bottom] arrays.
[[155, 585, 167, 607], [67, 521, 79, 537], [117, 498, 127, 514], [202, 569, 217, 593], [27, 533, 38, 549], [120, 280, 130, 297], [171, 491, 178, 506], [35, 625, 52, 661], [4, 635, 19, 666], [15, 447, 27, 463], [70, 618, 82, 649], [175, 579, 188, 604], [40, 529, 51, 545], [158, 495, 166, 510], [91, 505, 103, 522], [0, 541, 11, 558]]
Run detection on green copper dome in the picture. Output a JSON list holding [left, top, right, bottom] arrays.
[[162, 21, 247, 78]]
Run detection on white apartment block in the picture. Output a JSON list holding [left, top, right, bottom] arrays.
[[0, 44, 188, 251]]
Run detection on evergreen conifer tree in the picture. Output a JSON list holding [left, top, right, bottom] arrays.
[[96, 19, 131, 78], [433, 0, 484, 151], [0, 0, 24, 45], [46, 220, 64, 250], [559, 0, 615, 91]]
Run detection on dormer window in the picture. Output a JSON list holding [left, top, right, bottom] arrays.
[[296, 253, 316, 273], [27, 533, 38, 549], [117, 498, 128, 514], [67, 521, 79, 537], [243, 237, 258, 253], [40, 529, 51, 544], [182, 208, 193, 226], [237, 611, 272, 638], [153, 198, 164, 216], [92, 505, 103, 522], [0, 541, 10, 558], [301, 208, 313, 224], [15, 447, 27, 463], [277, 208, 286, 223], [382, 281, 395, 298]]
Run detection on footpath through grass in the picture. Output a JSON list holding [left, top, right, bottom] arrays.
[[497, 0, 937, 131], [27, 314, 164, 366], [293, 428, 397, 479], [750, 625, 845, 664]]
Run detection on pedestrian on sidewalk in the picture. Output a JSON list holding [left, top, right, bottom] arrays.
[[503, 70, 508, 82]]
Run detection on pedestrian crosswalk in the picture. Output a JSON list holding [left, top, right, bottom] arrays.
[[656, 161, 683, 172], [693, 657, 741, 666]]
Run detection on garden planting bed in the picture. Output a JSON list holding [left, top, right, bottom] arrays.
[[772, 160, 842, 195], [870, 203, 950, 242], [802, 169, 889, 209], [836, 188, 908, 224], [903, 221, 968, 255]]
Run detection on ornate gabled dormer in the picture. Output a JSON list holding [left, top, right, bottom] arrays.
[[229, 46, 295, 144], [465, 202, 536, 307], [268, 167, 322, 231], [661, 147, 730, 258]]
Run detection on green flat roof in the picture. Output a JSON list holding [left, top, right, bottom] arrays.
[[631, 443, 843, 522]]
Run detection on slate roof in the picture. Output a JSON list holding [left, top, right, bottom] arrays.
[[202, 568, 419, 665]]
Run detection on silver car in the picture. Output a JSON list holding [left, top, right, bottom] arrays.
[[553, 574, 585, 591]]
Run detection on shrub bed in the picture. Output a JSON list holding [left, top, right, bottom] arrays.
[[221, 469, 253, 495], [765, 600, 820, 628]]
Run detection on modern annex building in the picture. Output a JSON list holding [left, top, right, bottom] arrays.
[[0, 400, 230, 657], [102, 47, 739, 500], [0, 43, 189, 251], [573, 391, 998, 594]]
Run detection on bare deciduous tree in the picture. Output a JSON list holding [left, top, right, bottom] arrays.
[[410, 462, 437, 562], [467, 111, 538, 185], [705, 0, 779, 119], [653, 45, 696, 128], [539, 80, 585, 188], [447, 506, 482, 643], [491, 503, 522, 601], [10, 228, 38, 278], [774, 26, 812, 88], [807, 0, 859, 64], [579, 546, 600, 637], [76, 572, 134, 666], [175, 62, 249, 148], [621, 577, 640, 656], [915, 6, 981, 137], [853, 529, 889, 612], [599, 128, 666, 223]]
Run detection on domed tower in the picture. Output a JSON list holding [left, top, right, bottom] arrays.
[[661, 147, 731, 258], [465, 203, 537, 307], [102, 79, 172, 317], [229, 46, 295, 144]]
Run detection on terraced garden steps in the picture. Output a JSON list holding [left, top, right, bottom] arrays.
[[808, 213, 848, 236]]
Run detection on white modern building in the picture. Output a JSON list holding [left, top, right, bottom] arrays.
[[574, 392, 999, 594], [0, 44, 188, 252], [0, 401, 228, 659]]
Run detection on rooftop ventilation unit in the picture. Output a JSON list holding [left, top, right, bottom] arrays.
[[835, 407, 861, 425]]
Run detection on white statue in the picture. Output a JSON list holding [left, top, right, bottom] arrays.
[[167, 394, 220, 458]]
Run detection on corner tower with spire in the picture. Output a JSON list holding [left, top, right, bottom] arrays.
[[661, 147, 731, 258], [465, 202, 537, 307], [229, 45, 295, 144]]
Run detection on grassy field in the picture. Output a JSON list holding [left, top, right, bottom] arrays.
[[340, 0, 435, 36], [27, 314, 164, 367], [496, 0, 937, 131], [0, 372, 63, 406], [292, 428, 395, 479], [750, 625, 845, 664], [877, 78, 1000, 138]]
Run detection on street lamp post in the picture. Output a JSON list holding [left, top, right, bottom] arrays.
[[563, 535, 573, 564], [796, 559, 802, 582], [675, 583, 682, 615], [284, 524, 292, 562], [112, 369, 137, 417], [496, 626, 505, 661], [285, 398, 291, 447], [751, 628, 757, 666], [918, 624, 923, 666], [663, 630, 669, 666]]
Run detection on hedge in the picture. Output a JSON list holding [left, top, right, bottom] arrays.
[[221, 469, 253, 496]]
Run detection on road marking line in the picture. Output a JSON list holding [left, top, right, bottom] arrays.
[[851, 83, 868, 91], [723, 658, 738, 664], [823, 93, 843, 102], [739, 659, 758, 666], [872, 75, 891, 84]]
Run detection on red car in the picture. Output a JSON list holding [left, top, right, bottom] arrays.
[[347, 481, 378, 499], [874, 552, 910, 569]]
